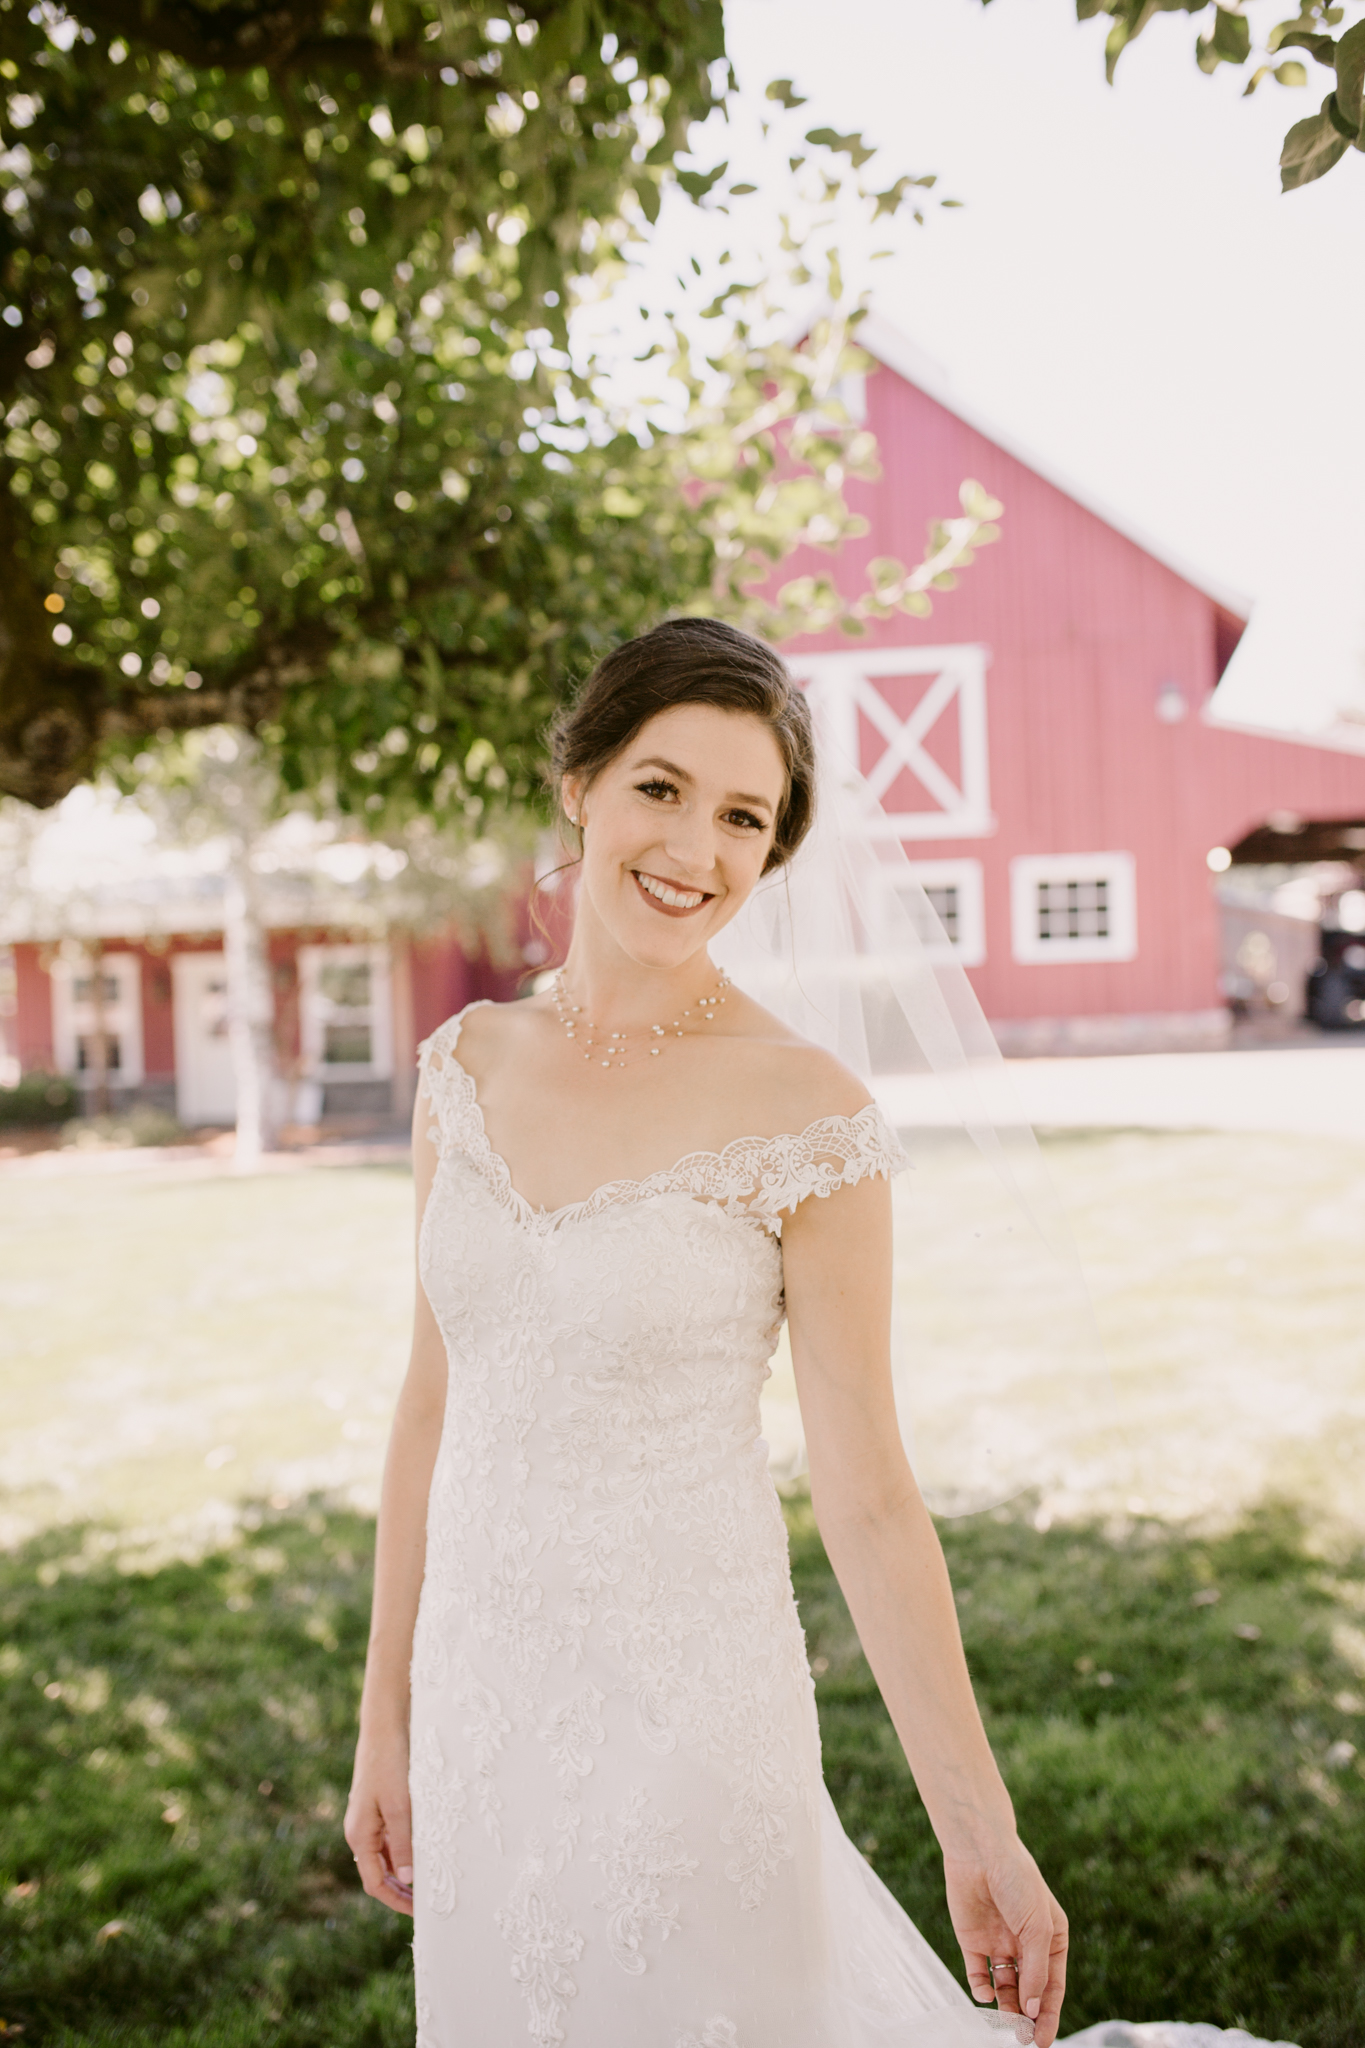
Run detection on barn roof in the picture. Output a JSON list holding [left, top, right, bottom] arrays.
[[853, 311, 1252, 623]]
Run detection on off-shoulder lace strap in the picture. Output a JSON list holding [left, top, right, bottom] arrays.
[[739, 1102, 909, 1230], [417, 1005, 487, 1159]]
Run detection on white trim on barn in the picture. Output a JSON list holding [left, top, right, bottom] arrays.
[[1010, 852, 1138, 965], [792, 645, 995, 841], [49, 949, 145, 1087], [854, 312, 1251, 621], [898, 858, 986, 966]]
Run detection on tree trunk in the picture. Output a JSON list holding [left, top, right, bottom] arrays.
[[223, 824, 276, 1168]]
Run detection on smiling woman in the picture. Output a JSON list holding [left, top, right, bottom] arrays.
[[341, 617, 1070, 2048]]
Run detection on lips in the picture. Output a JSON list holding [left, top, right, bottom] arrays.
[[632, 869, 713, 917]]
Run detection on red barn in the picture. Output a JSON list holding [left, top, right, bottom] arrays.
[[775, 315, 1365, 1050], [5, 316, 1365, 1123]]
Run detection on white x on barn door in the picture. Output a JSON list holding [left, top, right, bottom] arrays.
[[790, 645, 993, 840]]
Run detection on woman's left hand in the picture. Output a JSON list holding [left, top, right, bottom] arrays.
[[943, 1839, 1068, 2047]]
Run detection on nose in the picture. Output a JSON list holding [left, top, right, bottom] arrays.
[[660, 805, 718, 879]]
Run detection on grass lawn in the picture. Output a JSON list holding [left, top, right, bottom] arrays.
[[0, 1163, 414, 1553], [2, 1501, 1363, 2046], [2, 1129, 1364, 2043]]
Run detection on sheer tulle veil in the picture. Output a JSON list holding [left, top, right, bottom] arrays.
[[710, 719, 1115, 1517]]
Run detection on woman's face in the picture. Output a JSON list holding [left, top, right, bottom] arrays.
[[564, 703, 787, 972]]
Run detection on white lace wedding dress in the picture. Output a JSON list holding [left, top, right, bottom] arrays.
[[407, 1008, 1294, 2048]]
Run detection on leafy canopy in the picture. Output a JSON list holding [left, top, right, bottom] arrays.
[[1, 0, 994, 825]]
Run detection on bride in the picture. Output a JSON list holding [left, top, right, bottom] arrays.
[[344, 615, 1068, 2047]]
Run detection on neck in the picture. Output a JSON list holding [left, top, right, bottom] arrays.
[[558, 903, 720, 1028]]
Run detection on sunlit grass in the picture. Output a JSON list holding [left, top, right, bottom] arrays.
[[0, 1163, 413, 1549]]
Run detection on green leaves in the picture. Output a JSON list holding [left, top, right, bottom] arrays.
[[1275, 16, 1365, 185], [0, 0, 732, 809], [871, 173, 938, 220], [1202, 4, 1252, 68], [1280, 103, 1350, 184], [803, 126, 877, 170], [1334, 17, 1365, 131], [1053, 0, 1365, 189], [675, 160, 730, 202], [2, 0, 991, 827]]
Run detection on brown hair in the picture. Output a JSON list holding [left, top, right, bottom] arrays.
[[547, 618, 816, 873]]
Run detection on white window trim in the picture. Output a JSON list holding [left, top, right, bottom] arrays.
[[899, 858, 986, 967], [1010, 852, 1138, 965], [790, 645, 994, 841], [49, 950, 145, 1086], [298, 943, 393, 1080]]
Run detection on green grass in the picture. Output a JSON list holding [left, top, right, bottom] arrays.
[[3, 1501, 1363, 2046], [0, 1507, 411, 2048], [794, 1501, 1365, 2048]]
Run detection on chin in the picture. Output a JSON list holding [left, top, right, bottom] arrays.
[[615, 905, 720, 968]]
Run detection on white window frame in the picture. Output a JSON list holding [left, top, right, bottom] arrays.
[[791, 645, 993, 841], [298, 943, 393, 1081], [49, 950, 145, 1086], [897, 858, 986, 966], [1010, 852, 1138, 965]]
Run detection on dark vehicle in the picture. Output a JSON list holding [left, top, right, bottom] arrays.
[[1307, 927, 1365, 1029]]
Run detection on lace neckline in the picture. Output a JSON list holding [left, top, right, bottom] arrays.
[[424, 1002, 901, 1236]]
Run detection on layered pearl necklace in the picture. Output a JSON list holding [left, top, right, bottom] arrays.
[[552, 968, 732, 1072]]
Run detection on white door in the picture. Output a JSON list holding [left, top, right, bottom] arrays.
[[172, 953, 236, 1125]]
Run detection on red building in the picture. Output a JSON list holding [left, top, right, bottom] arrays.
[[0, 806, 519, 1126], [775, 315, 1365, 1049], [5, 317, 1365, 1118]]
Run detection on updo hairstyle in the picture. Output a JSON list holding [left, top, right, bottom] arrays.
[[548, 618, 816, 874]]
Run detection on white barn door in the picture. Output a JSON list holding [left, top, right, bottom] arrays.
[[172, 953, 236, 1125], [791, 645, 994, 841]]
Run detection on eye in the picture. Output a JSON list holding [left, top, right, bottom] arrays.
[[636, 777, 679, 803], [723, 808, 765, 833]]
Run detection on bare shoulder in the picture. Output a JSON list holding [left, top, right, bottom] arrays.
[[724, 993, 874, 1132], [430, 996, 546, 1081]]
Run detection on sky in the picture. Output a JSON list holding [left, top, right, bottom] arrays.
[[619, 0, 1365, 734]]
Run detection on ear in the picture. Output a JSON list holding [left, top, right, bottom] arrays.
[[561, 774, 586, 829]]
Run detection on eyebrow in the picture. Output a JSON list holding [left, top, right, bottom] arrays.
[[631, 755, 775, 815]]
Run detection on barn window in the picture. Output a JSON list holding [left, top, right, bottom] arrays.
[[298, 944, 393, 1079], [1010, 853, 1137, 964], [895, 859, 986, 966], [49, 950, 146, 1087]]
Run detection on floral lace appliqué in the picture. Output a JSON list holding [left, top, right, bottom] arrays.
[[676, 2020, 741, 2048], [591, 1785, 698, 1974], [495, 1831, 584, 2047], [409, 1725, 467, 1917]]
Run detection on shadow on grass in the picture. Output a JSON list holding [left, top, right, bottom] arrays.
[[1, 1500, 1362, 2045], [792, 1499, 1365, 2048]]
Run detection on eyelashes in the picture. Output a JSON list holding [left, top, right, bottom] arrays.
[[634, 779, 765, 833]]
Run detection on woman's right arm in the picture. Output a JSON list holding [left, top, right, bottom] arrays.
[[343, 1088, 446, 1917]]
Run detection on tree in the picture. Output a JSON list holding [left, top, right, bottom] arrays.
[[1025, 0, 1365, 191], [0, 0, 722, 809], [1, 0, 994, 821], [3, 0, 1006, 1159]]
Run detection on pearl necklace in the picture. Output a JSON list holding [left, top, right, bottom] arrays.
[[552, 968, 731, 1071]]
